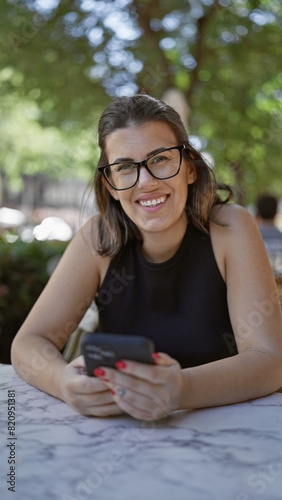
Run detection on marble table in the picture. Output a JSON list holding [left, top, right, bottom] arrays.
[[1, 364, 282, 500]]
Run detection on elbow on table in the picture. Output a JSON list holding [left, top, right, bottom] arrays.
[[263, 349, 282, 394], [10, 334, 21, 372]]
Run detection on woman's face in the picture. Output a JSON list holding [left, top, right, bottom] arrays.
[[104, 121, 196, 239]]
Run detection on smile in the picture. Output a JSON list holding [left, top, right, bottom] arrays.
[[138, 195, 167, 207]]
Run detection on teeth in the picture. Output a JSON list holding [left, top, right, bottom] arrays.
[[139, 196, 167, 207]]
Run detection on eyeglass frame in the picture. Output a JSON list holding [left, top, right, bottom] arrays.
[[97, 144, 187, 191]]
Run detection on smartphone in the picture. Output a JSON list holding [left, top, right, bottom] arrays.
[[81, 333, 155, 376]]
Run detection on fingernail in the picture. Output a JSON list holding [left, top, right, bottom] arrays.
[[102, 378, 109, 383], [110, 389, 116, 395], [94, 368, 106, 377], [153, 352, 161, 360], [115, 360, 127, 370]]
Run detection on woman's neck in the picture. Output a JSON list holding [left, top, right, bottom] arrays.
[[140, 216, 188, 263]]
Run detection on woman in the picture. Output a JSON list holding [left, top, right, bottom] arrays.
[[11, 94, 282, 421]]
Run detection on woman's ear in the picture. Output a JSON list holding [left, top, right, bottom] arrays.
[[101, 176, 120, 201], [187, 162, 197, 185]]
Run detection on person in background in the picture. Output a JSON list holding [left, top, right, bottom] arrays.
[[256, 194, 282, 270]]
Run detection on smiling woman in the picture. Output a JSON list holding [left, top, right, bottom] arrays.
[[97, 121, 195, 254], [94, 94, 228, 258], [11, 94, 282, 421]]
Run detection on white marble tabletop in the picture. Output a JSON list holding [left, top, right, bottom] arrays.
[[1, 363, 282, 500]]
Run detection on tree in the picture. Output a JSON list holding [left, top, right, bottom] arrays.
[[0, 0, 281, 204]]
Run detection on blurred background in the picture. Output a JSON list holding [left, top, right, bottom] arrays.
[[1, 0, 282, 362]]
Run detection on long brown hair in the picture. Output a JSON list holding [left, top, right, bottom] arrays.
[[92, 94, 233, 256]]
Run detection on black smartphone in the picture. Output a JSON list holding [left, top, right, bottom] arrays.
[[81, 333, 155, 376]]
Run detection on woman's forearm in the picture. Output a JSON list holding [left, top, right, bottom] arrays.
[[11, 334, 67, 401], [180, 350, 282, 410]]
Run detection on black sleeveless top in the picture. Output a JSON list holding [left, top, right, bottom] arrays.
[[96, 223, 237, 368]]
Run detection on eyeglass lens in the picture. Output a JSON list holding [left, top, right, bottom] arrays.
[[104, 148, 181, 190]]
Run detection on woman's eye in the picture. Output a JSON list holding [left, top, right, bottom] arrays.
[[151, 155, 166, 164], [117, 163, 135, 172]]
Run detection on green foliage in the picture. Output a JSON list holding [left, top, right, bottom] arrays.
[[0, 0, 282, 203], [0, 236, 67, 363], [0, 89, 100, 186]]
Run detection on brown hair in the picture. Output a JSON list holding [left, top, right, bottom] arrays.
[[256, 194, 278, 220], [92, 94, 233, 256]]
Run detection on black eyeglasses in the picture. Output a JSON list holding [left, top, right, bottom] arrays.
[[98, 145, 186, 191]]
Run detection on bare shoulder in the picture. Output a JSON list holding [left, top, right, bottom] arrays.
[[75, 214, 100, 251], [69, 215, 104, 260], [209, 203, 269, 282], [210, 202, 267, 253], [210, 203, 257, 232], [210, 202, 265, 251], [210, 201, 277, 282], [58, 214, 111, 287]]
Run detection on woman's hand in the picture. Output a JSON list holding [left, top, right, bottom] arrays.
[[60, 355, 124, 417], [94, 353, 184, 421]]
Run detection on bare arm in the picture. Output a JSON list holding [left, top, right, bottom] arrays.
[[11, 218, 101, 395], [179, 204, 282, 409], [10, 217, 121, 415]]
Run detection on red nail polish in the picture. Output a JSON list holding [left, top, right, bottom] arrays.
[[94, 368, 106, 377], [102, 378, 109, 383], [115, 360, 127, 370], [110, 389, 116, 395], [153, 352, 161, 360]]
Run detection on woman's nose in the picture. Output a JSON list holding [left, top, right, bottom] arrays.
[[137, 166, 159, 188]]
